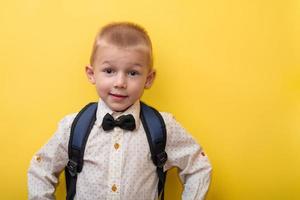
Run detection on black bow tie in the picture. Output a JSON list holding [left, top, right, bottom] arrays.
[[101, 113, 136, 131]]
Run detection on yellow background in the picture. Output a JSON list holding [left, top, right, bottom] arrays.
[[1, 0, 300, 199]]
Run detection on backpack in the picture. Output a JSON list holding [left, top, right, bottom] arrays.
[[65, 102, 168, 200]]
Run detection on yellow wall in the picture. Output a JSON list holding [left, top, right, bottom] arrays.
[[1, 0, 299, 199]]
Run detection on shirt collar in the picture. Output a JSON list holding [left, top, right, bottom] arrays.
[[95, 99, 141, 131]]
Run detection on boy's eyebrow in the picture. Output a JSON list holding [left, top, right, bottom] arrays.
[[101, 60, 113, 65], [131, 63, 143, 67], [101, 61, 143, 68]]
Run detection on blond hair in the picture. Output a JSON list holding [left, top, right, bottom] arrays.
[[90, 22, 153, 68]]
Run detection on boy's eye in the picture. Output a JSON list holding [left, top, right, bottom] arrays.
[[128, 70, 139, 76], [103, 68, 114, 74]]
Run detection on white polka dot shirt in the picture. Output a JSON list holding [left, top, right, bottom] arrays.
[[28, 100, 211, 200]]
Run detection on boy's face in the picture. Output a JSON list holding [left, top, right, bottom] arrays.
[[86, 44, 155, 112]]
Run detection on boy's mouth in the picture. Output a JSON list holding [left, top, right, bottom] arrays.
[[109, 93, 128, 99]]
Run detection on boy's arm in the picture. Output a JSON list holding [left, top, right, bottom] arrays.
[[163, 113, 212, 200], [27, 114, 76, 200]]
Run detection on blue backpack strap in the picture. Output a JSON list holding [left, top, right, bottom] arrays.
[[65, 102, 98, 200], [65, 101, 167, 199], [140, 102, 168, 200]]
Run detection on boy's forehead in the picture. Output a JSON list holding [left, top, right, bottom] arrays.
[[94, 43, 150, 66]]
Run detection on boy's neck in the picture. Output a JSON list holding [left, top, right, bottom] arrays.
[[98, 99, 141, 115]]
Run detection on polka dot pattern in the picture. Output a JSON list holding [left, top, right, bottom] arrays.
[[28, 100, 212, 200]]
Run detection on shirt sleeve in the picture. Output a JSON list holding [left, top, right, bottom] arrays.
[[27, 114, 76, 200], [162, 113, 212, 200]]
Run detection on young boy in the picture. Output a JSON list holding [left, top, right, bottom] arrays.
[[28, 22, 212, 200]]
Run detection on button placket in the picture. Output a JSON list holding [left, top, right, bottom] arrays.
[[107, 127, 123, 199]]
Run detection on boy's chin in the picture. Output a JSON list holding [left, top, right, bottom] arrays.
[[107, 102, 135, 112]]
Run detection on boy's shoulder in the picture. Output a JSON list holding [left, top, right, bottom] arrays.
[[157, 110, 177, 125], [157, 111, 172, 118], [57, 112, 78, 128]]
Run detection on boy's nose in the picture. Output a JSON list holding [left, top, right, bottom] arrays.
[[114, 73, 127, 88]]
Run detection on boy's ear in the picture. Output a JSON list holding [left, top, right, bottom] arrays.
[[85, 65, 96, 84], [144, 69, 156, 89]]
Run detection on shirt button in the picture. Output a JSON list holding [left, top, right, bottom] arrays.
[[114, 143, 120, 150], [34, 155, 41, 162], [112, 184, 117, 192]]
